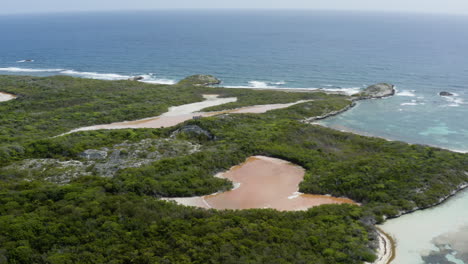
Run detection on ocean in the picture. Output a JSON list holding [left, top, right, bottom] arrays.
[[0, 10, 467, 263]]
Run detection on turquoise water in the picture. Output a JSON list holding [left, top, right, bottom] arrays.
[[380, 189, 468, 264], [318, 93, 468, 152]]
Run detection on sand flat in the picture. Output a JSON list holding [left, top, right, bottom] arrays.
[[64, 95, 313, 135], [0, 92, 16, 102], [167, 156, 355, 211]]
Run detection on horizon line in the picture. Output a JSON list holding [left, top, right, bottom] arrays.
[[1, 8, 468, 17]]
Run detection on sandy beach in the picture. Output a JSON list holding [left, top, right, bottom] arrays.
[[369, 228, 395, 264]]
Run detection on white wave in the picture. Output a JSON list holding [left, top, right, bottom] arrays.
[[60, 70, 131, 80], [225, 80, 286, 89], [272, 81, 286, 85], [0, 67, 177, 84], [16, 60, 34, 63], [321, 87, 362, 96], [225, 80, 360, 95], [138, 74, 176, 85], [443, 96, 465, 107], [401, 102, 418, 106], [0, 67, 64, 72], [396, 90, 416, 97], [401, 99, 420, 106]]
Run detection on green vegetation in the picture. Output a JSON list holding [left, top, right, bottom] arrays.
[[0, 75, 467, 263], [0, 75, 327, 165]]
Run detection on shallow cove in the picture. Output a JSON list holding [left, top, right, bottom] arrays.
[[165, 156, 355, 211], [380, 188, 468, 264]]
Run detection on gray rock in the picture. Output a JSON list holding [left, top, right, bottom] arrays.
[[353, 83, 395, 99], [128, 76, 144, 81], [439, 91, 454, 96], [172, 125, 215, 140], [178, 75, 221, 86], [78, 149, 108, 160]]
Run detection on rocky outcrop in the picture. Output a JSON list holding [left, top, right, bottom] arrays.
[[439, 91, 454, 96], [128, 76, 144, 81], [172, 125, 215, 140], [303, 102, 356, 123], [4, 139, 200, 184], [353, 83, 395, 100], [78, 149, 108, 160], [178, 75, 221, 86]]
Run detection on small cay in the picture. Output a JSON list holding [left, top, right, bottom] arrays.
[[164, 156, 356, 211]]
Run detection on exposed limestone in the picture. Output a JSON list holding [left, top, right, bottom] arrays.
[[353, 83, 395, 100], [2, 138, 200, 183], [178, 74, 222, 86], [78, 149, 108, 160], [171, 125, 215, 140]]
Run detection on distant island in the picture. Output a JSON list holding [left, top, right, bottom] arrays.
[[0, 74, 466, 264]]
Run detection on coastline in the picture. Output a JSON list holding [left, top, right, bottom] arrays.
[[370, 228, 395, 264], [293, 89, 467, 264]]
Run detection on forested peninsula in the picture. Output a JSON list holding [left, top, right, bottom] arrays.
[[0, 75, 467, 263]]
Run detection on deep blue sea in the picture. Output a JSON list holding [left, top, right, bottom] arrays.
[[0, 10, 467, 151]]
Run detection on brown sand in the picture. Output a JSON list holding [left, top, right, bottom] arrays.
[[64, 96, 313, 135], [167, 156, 355, 211]]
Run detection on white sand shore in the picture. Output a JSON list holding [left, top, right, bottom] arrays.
[[368, 228, 394, 264], [0, 92, 16, 102]]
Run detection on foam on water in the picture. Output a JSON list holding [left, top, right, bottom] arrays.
[[396, 89, 417, 97], [321, 87, 362, 95], [225, 80, 287, 89], [138, 74, 177, 85], [0, 67, 177, 84], [441, 95, 465, 107], [225, 81, 362, 95], [60, 70, 131, 80]]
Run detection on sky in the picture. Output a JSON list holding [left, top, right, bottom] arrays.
[[1, 0, 468, 15]]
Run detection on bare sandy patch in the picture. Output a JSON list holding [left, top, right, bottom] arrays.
[[63, 95, 312, 135], [166, 156, 355, 211], [0, 92, 16, 102]]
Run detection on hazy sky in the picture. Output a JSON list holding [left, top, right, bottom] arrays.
[[2, 0, 468, 15]]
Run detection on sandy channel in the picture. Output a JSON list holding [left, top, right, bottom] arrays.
[[64, 95, 312, 135], [165, 156, 355, 211]]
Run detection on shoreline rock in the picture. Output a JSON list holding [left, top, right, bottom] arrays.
[[128, 76, 144, 81], [439, 91, 454, 96], [303, 101, 356, 123], [178, 74, 222, 86], [353, 83, 395, 100]]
